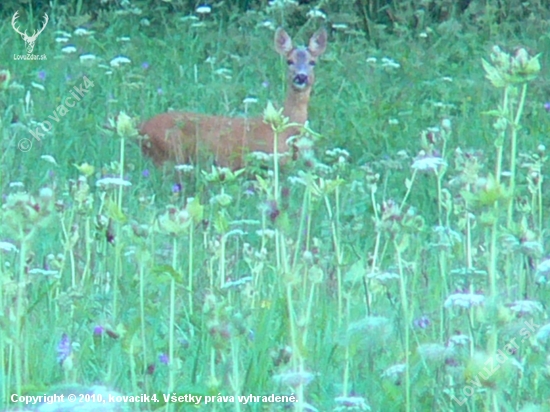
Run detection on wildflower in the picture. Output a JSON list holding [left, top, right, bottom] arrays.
[[96, 177, 132, 188], [263, 101, 286, 130], [79, 53, 97, 63], [381, 363, 406, 384], [255, 229, 276, 238], [74, 162, 95, 177], [367, 270, 399, 284], [74, 27, 93, 36], [544, 102, 550, 112], [417, 343, 447, 363], [536, 258, 550, 276], [334, 396, 371, 411], [110, 56, 131, 67], [174, 164, 194, 173], [332, 23, 348, 30], [210, 193, 232, 207], [57, 333, 72, 365], [221, 276, 253, 289], [535, 323, 550, 344], [413, 316, 431, 329], [307, 9, 326, 19], [115, 111, 138, 138], [159, 353, 169, 364], [61, 45, 77, 54], [411, 155, 446, 172], [55, 37, 70, 43], [381, 57, 400, 69], [196, 5, 211, 14], [447, 334, 470, 348], [93, 325, 105, 336], [444, 293, 485, 309], [0, 242, 18, 253], [508, 300, 543, 315]]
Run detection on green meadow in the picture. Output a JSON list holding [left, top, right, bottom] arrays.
[[1, 1, 550, 411]]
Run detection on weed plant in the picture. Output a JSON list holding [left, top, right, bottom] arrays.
[[1, 1, 550, 412]]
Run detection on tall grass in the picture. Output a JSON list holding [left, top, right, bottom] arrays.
[[1, 2, 550, 412]]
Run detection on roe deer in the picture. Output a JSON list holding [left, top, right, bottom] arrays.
[[139, 27, 327, 169]]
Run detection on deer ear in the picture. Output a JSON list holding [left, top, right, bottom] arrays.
[[274, 28, 293, 55], [309, 28, 327, 57]]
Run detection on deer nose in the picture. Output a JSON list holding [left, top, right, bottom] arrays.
[[293, 73, 309, 87]]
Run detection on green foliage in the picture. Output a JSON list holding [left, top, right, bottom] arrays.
[[2, 1, 550, 412]]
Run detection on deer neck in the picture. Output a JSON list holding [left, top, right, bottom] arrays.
[[283, 88, 311, 125]]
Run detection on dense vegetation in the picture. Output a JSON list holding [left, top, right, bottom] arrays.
[[1, 0, 550, 411]]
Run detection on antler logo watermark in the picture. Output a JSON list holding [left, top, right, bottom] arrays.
[[12, 11, 48, 60]]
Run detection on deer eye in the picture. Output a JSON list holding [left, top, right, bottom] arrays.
[[286, 59, 293, 65]]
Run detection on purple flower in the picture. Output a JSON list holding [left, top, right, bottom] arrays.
[[57, 333, 71, 364], [93, 325, 105, 336], [141, 62, 150, 70], [159, 353, 169, 364], [142, 169, 150, 178], [37, 70, 46, 81], [413, 316, 431, 329], [172, 183, 182, 193], [544, 102, 550, 112], [157, 87, 163, 95]]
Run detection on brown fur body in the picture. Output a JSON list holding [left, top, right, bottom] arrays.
[[139, 28, 327, 169]]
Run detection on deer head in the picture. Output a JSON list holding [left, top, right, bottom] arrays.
[[12, 11, 49, 54]]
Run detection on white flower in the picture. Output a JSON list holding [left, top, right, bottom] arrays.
[[74, 28, 94, 36], [0, 242, 18, 253], [536, 258, 550, 275], [79, 53, 97, 63], [307, 9, 326, 19], [196, 5, 212, 14], [61, 45, 77, 54], [256, 229, 276, 238], [381, 363, 406, 381], [334, 396, 371, 411], [174, 164, 194, 173], [28, 268, 60, 277], [55, 37, 70, 43], [444, 293, 485, 309], [96, 177, 132, 187], [535, 323, 550, 343], [508, 300, 543, 315], [448, 334, 470, 348], [332, 23, 348, 30], [381, 57, 400, 69], [411, 156, 446, 172], [110, 56, 131, 67]]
